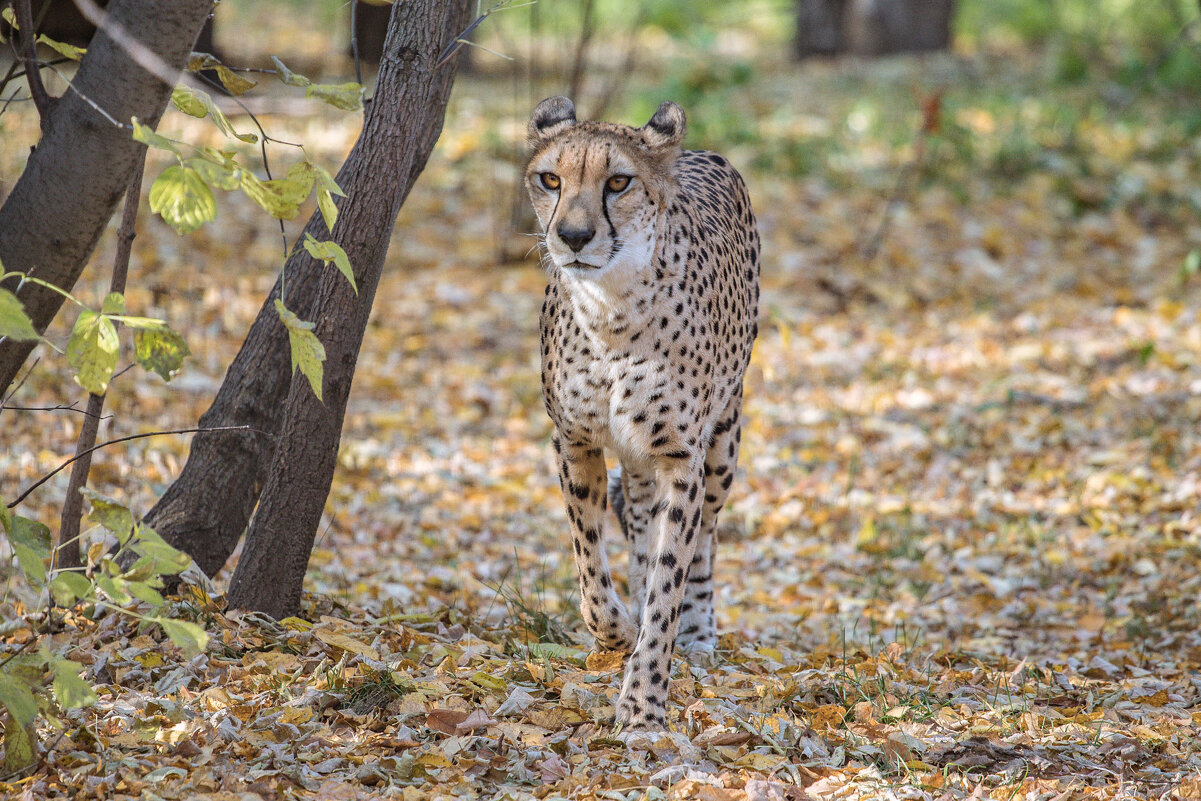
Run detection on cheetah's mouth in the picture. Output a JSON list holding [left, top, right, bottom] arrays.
[[564, 260, 603, 270]]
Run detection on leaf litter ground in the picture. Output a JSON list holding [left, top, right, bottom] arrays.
[[3, 47, 1201, 800]]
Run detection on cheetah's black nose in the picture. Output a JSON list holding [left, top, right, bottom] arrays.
[[556, 223, 595, 253]]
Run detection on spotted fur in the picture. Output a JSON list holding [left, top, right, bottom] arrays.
[[524, 97, 760, 730]]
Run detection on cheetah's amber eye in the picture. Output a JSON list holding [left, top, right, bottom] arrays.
[[539, 172, 561, 190], [606, 175, 631, 193]]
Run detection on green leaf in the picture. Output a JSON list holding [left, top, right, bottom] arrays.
[[65, 310, 119, 395], [49, 571, 94, 606], [149, 165, 218, 235], [126, 581, 165, 607], [36, 34, 84, 61], [306, 82, 364, 111], [130, 538, 190, 576], [7, 515, 51, 587], [95, 575, 132, 606], [215, 65, 256, 96], [274, 299, 325, 401], [131, 118, 182, 156], [100, 292, 125, 316], [52, 660, 97, 709], [80, 488, 135, 543], [158, 619, 209, 656], [1, 713, 35, 774], [0, 674, 38, 727], [303, 235, 356, 293], [133, 325, 190, 381], [171, 86, 207, 118], [271, 55, 311, 87], [0, 288, 38, 341]]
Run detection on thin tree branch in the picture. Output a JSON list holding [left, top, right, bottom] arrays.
[[9, 425, 265, 509], [55, 155, 146, 571], [14, 0, 53, 127], [0, 402, 113, 418]]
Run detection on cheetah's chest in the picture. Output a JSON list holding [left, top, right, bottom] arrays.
[[541, 340, 677, 457]]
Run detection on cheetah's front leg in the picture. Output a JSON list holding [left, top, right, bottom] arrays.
[[615, 457, 705, 730], [554, 435, 638, 650]]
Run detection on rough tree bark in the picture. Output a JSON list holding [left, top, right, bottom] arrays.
[[146, 0, 472, 607], [0, 0, 214, 393]]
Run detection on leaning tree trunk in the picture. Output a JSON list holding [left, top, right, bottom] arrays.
[[146, 0, 472, 608], [225, 0, 473, 617], [0, 0, 214, 393]]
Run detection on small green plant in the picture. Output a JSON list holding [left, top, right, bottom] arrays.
[[485, 559, 580, 648], [0, 493, 207, 774]]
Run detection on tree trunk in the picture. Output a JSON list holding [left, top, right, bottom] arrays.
[[0, 0, 214, 393], [794, 0, 955, 59], [146, 0, 471, 610]]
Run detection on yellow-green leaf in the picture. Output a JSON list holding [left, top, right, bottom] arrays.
[[215, 64, 256, 96], [37, 34, 84, 61], [159, 619, 209, 656], [100, 292, 125, 315], [66, 310, 119, 395], [52, 660, 97, 709], [240, 171, 306, 220], [0, 288, 38, 341], [6, 515, 50, 587], [306, 82, 364, 111], [275, 299, 325, 401], [149, 165, 218, 234], [0, 674, 38, 728], [303, 235, 356, 293], [134, 325, 190, 381], [317, 188, 339, 231], [81, 488, 135, 543], [49, 571, 93, 606], [131, 118, 182, 156], [95, 575, 132, 605], [130, 538, 190, 576], [1, 717, 34, 775], [171, 86, 207, 118]]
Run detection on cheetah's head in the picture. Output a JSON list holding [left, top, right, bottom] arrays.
[[524, 97, 685, 278]]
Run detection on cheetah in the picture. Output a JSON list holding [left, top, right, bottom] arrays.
[[525, 97, 760, 730]]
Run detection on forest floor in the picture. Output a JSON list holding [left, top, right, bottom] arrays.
[[3, 25, 1201, 801]]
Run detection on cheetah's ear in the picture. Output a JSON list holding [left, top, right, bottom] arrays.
[[640, 101, 686, 150], [529, 96, 577, 144]]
